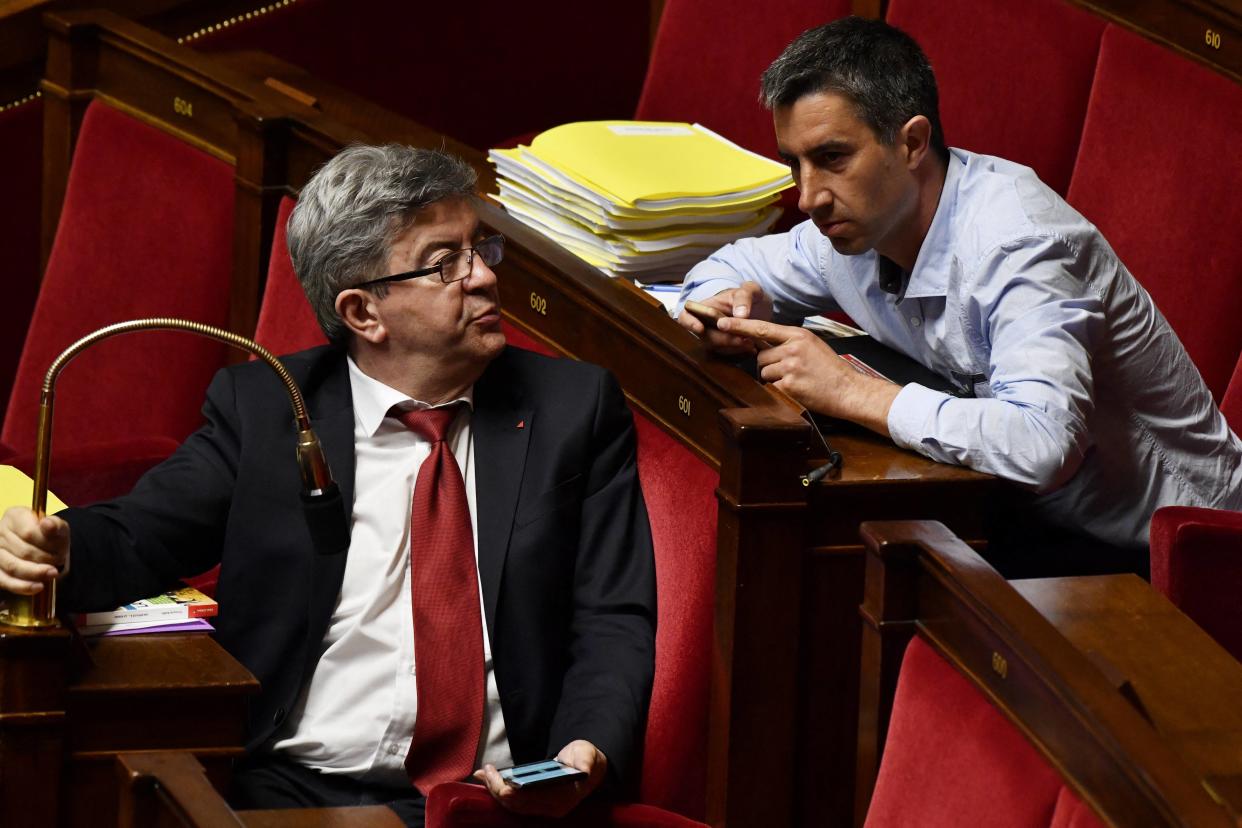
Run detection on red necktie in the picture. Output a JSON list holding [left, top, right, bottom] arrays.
[[396, 405, 484, 794]]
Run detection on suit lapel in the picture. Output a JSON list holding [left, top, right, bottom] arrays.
[[473, 357, 532, 636]]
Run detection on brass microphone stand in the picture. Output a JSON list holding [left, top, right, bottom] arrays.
[[0, 318, 336, 628]]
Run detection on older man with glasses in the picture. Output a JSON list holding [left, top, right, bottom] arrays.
[[0, 144, 656, 826]]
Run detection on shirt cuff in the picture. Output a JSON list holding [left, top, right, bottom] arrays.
[[886, 382, 952, 451]]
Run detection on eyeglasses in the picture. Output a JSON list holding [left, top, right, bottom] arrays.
[[354, 234, 505, 289]]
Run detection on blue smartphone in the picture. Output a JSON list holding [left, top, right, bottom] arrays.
[[498, 759, 587, 789]]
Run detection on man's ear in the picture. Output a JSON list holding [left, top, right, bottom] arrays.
[[899, 115, 933, 170], [335, 288, 386, 344]]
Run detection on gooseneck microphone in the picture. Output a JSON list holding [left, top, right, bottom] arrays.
[[0, 318, 348, 629]]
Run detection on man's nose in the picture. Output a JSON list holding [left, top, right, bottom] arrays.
[[796, 169, 832, 215], [463, 253, 498, 290]]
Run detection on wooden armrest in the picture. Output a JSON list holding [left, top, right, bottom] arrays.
[[116, 751, 243, 827], [116, 753, 405, 828]]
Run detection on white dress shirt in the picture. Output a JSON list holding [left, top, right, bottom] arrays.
[[273, 356, 512, 784], [679, 148, 1242, 547]]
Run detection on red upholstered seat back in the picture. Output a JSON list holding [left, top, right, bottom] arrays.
[[635, 0, 851, 160], [1067, 25, 1242, 401], [1150, 505, 1242, 662], [887, 0, 1104, 195], [253, 196, 328, 354], [632, 416, 717, 818], [2, 101, 234, 455], [866, 636, 1081, 828]]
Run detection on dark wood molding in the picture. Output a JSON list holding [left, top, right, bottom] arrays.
[[1071, 0, 1242, 83]]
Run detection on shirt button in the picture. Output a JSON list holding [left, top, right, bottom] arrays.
[[388, 744, 402, 756], [910, 316, 922, 328]]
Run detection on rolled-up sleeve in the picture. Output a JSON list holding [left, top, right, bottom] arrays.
[[887, 237, 1103, 493]]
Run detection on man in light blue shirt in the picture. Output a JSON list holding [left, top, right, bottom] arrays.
[[677, 17, 1242, 561]]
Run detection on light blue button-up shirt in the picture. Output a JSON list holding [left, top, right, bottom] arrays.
[[678, 148, 1242, 547]]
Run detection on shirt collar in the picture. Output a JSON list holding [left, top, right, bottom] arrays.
[[900, 148, 968, 300], [347, 355, 474, 438]]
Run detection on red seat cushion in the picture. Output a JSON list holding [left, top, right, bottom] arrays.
[[865, 637, 1064, 827], [635, 0, 851, 160], [253, 196, 329, 354], [1067, 25, 1242, 401], [887, 0, 1103, 195], [2, 101, 234, 455]]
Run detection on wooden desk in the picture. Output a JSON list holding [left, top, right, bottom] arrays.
[[0, 627, 258, 828], [1016, 575, 1242, 820]]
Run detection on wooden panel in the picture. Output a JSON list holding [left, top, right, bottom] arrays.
[[0, 629, 258, 828], [1073, 0, 1242, 82], [0, 0, 277, 105]]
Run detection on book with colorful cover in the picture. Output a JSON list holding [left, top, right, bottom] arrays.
[[73, 585, 218, 628]]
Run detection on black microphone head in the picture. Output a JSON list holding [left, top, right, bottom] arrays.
[[300, 483, 351, 556]]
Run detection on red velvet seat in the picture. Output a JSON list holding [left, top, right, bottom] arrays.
[[1067, 25, 1242, 402], [1150, 506, 1242, 663], [253, 196, 328, 355], [636, 0, 851, 161], [866, 636, 1104, 828], [2, 100, 235, 504], [636, 0, 851, 229], [886, 0, 1104, 195]]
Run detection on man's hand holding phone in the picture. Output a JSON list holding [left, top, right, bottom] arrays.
[[678, 281, 774, 355], [474, 740, 607, 818]]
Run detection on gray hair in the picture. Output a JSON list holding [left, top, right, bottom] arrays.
[[286, 143, 478, 343], [760, 17, 947, 160]]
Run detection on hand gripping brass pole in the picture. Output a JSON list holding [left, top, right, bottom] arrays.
[[0, 318, 335, 628]]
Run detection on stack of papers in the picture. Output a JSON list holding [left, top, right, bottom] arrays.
[[490, 121, 794, 283]]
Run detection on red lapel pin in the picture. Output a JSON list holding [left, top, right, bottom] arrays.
[[516, 420, 525, 429]]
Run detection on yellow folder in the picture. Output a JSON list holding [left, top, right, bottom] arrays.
[[0, 465, 69, 514], [524, 121, 793, 208]]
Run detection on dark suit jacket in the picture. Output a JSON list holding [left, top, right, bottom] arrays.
[[60, 345, 656, 786]]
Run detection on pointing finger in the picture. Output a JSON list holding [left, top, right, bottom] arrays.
[[716, 316, 790, 346]]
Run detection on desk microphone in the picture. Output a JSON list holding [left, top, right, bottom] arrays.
[[1, 318, 347, 629]]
